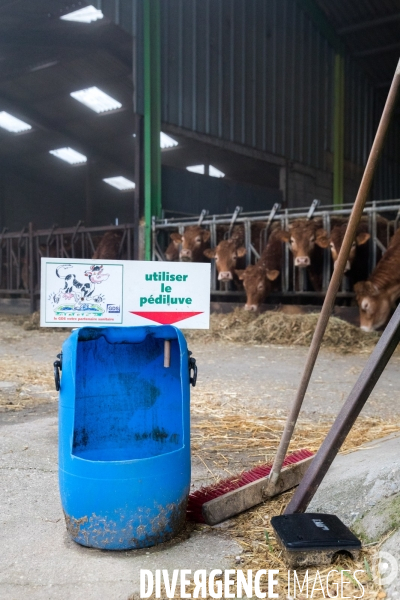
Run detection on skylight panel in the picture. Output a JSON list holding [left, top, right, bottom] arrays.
[[103, 176, 136, 191], [186, 165, 205, 175], [70, 87, 122, 113], [160, 132, 178, 149], [49, 147, 87, 165], [209, 165, 225, 178], [60, 6, 104, 23], [0, 112, 31, 133]]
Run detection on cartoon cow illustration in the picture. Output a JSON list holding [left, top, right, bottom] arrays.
[[52, 264, 109, 308]]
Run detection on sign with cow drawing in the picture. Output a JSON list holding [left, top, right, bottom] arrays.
[[40, 258, 210, 329]]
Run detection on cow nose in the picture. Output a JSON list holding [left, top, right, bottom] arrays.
[[244, 304, 258, 312], [360, 325, 373, 332], [294, 256, 310, 267], [180, 249, 192, 261], [218, 271, 233, 281]]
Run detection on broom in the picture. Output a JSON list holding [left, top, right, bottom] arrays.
[[186, 58, 400, 527], [187, 449, 314, 524]]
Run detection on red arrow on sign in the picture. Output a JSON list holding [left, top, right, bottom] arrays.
[[129, 311, 203, 325]]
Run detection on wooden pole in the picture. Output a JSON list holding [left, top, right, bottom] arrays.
[[268, 57, 400, 489]]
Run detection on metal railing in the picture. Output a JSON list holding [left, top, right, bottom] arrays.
[[152, 199, 400, 297], [2, 199, 400, 313], [0, 222, 134, 312]]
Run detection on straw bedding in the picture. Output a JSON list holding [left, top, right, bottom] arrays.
[[133, 387, 399, 598], [185, 309, 379, 353]]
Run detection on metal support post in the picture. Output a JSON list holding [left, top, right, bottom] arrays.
[[143, 0, 162, 260], [28, 222, 35, 313], [333, 53, 345, 207]]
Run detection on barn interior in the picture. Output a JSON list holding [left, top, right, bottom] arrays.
[[0, 0, 399, 233], [2, 4, 400, 597]]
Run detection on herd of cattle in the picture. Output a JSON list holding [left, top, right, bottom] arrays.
[[3, 216, 399, 332], [117, 215, 399, 333]]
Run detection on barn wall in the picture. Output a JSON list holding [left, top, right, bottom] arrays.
[[162, 166, 282, 216], [98, 0, 400, 205]]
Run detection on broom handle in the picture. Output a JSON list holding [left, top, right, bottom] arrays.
[[269, 58, 400, 486]]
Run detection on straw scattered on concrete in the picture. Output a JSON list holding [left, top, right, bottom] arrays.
[[185, 309, 379, 353]]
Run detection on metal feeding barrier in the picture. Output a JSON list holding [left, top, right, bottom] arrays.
[[152, 199, 400, 299], [1, 199, 400, 313], [0, 222, 134, 312]]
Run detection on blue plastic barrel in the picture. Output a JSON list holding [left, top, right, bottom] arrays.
[[58, 325, 192, 550]]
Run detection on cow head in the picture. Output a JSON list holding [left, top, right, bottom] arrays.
[[84, 264, 109, 283], [330, 224, 370, 272], [354, 281, 392, 331], [204, 240, 247, 281], [279, 220, 329, 267], [236, 265, 280, 311], [170, 226, 211, 262]]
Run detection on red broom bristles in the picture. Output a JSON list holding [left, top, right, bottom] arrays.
[[187, 449, 314, 522]]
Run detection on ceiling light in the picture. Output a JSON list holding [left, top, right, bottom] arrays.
[[0, 111, 31, 133], [209, 165, 225, 178], [60, 5, 104, 23], [160, 132, 178, 149], [186, 165, 205, 175], [103, 176, 135, 191], [70, 87, 122, 113], [49, 147, 87, 165]]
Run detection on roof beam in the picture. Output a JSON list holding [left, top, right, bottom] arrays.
[[0, 28, 132, 68], [295, 0, 344, 54], [338, 13, 400, 35], [0, 92, 134, 175], [355, 42, 400, 58]]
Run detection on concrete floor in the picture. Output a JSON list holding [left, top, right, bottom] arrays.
[[1, 319, 400, 598]]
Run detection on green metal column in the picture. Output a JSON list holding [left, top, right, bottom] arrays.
[[143, 0, 161, 260], [333, 53, 345, 207], [296, 0, 346, 208]]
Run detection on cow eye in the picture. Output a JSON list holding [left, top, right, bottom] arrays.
[[257, 282, 263, 290], [290, 237, 295, 244], [310, 236, 315, 243], [195, 237, 201, 243], [330, 242, 334, 248]]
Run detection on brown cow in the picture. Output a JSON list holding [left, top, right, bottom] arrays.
[[326, 216, 390, 284], [169, 226, 211, 262], [278, 218, 345, 291], [235, 227, 282, 311], [92, 231, 124, 260], [354, 228, 400, 331], [203, 225, 246, 283]]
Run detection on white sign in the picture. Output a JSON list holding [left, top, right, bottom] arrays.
[[40, 258, 210, 329]]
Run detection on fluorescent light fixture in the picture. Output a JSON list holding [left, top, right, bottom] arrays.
[[70, 87, 122, 113], [186, 164, 205, 175], [103, 176, 135, 191], [49, 147, 87, 165], [186, 164, 225, 178], [160, 132, 178, 149], [60, 5, 104, 23], [209, 165, 225, 178], [0, 111, 31, 133]]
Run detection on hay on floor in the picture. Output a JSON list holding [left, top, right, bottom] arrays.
[[185, 309, 379, 353]]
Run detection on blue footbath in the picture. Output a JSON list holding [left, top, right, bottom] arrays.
[[58, 325, 191, 550]]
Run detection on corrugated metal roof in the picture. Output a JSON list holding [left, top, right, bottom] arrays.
[[316, 0, 400, 84]]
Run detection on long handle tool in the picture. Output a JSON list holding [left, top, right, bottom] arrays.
[[186, 58, 400, 527], [267, 57, 400, 490], [285, 301, 400, 514]]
